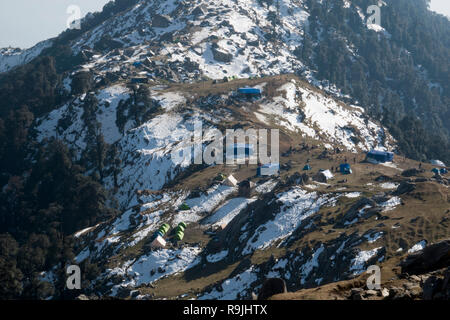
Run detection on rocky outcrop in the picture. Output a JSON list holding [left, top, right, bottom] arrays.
[[152, 14, 172, 28], [393, 181, 416, 195], [400, 239, 450, 274], [401, 168, 424, 177], [212, 47, 233, 62], [257, 278, 287, 300]]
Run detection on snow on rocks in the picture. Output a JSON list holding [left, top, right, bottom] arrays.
[[36, 84, 130, 152], [258, 83, 392, 152], [242, 187, 338, 254], [299, 244, 325, 285], [174, 184, 237, 225], [408, 240, 427, 254], [350, 247, 383, 275], [380, 182, 399, 189], [203, 197, 256, 228], [255, 179, 278, 194], [0, 40, 52, 73], [380, 196, 402, 212], [198, 267, 258, 300], [364, 232, 384, 244], [345, 192, 362, 198], [109, 246, 202, 293], [206, 250, 229, 263]]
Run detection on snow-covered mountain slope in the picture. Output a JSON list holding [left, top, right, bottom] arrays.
[[0, 40, 52, 73], [27, 0, 450, 300], [35, 73, 449, 301], [36, 75, 395, 208], [54, 0, 359, 96]]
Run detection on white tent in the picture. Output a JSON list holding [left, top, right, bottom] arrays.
[[151, 235, 166, 248], [430, 160, 446, 167], [223, 174, 238, 187]]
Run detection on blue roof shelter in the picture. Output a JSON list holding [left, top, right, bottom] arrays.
[[440, 168, 448, 175], [366, 150, 394, 163], [238, 87, 262, 95]]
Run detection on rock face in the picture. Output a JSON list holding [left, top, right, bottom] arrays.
[[212, 47, 233, 62], [400, 239, 450, 274], [401, 168, 424, 177], [192, 5, 206, 16], [257, 278, 287, 300], [152, 14, 172, 28], [393, 181, 416, 195]]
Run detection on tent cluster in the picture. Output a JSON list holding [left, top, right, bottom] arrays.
[[432, 168, 448, 175], [150, 222, 187, 248]]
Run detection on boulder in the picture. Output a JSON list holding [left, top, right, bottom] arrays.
[[393, 181, 416, 195], [257, 278, 287, 300], [192, 5, 206, 16], [152, 14, 172, 28], [375, 175, 392, 182], [400, 239, 450, 274], [401, 168, 424, 177], [212, 47, 233, 63], [422, 276, 443, 300]]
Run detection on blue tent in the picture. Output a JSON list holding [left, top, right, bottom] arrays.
[[432, 168, 440, 174], [440, 168, 448, 175], [366, 150, 394, 163], [340, 163, 352, 174], [303, 164, 311, 171], [238, 87, 262, 95], [257, 163, 280, 176]]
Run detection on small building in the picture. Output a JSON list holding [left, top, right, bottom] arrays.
[[257, 163, 280, 176], [340, 163, 352, 174], [366, 150, 394, 163], [223, 174, 238, 187]]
